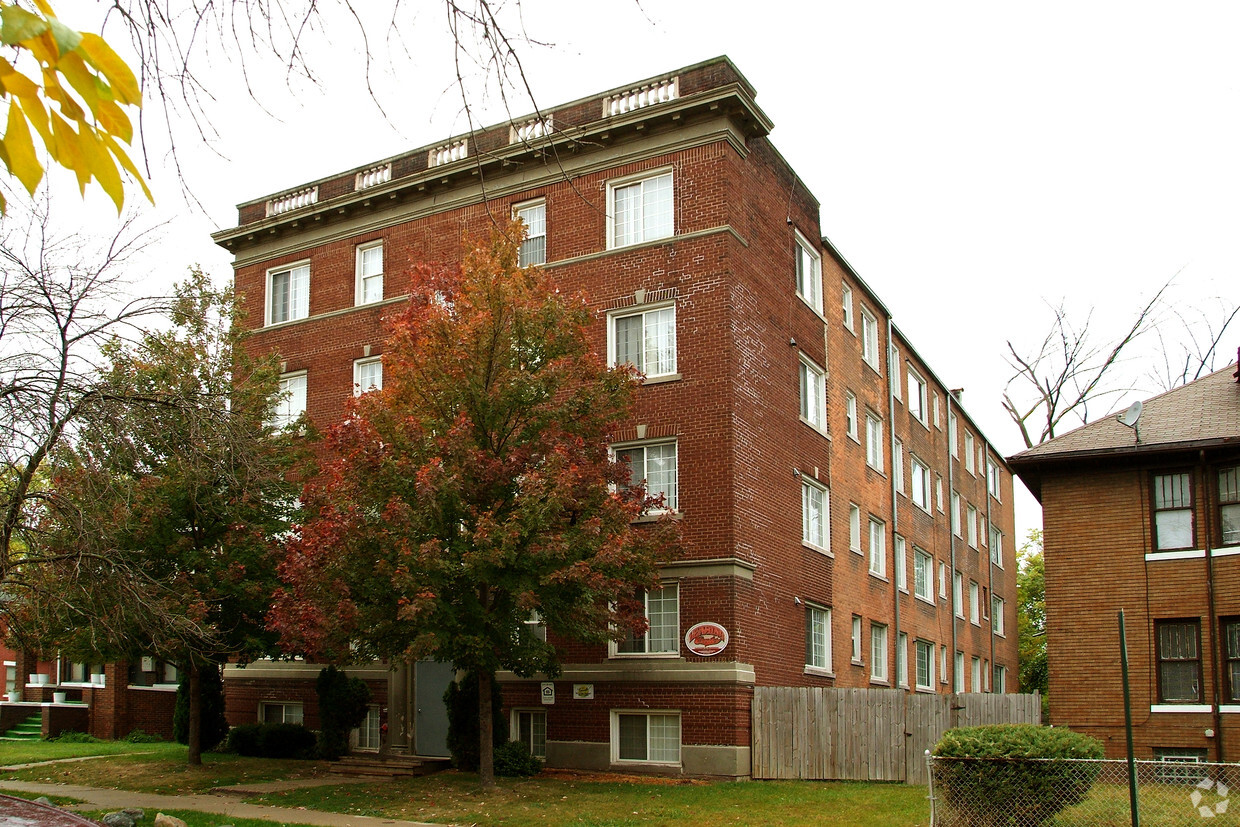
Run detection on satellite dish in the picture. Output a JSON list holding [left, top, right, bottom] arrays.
[[1117, 400, 1143, 429]]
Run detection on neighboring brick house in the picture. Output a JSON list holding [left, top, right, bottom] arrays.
[[1008, 363, 1240, 762], [212, 56, 1019, 776]]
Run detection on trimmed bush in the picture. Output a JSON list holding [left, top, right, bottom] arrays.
[[444, 671, 506, 772], [53, 730, 99, 743], [172, 664, 229, 751], [225, 722, 316, 759], [494, 739, 543, 777], [122, 729, 164, 743], [315, 666, 371, 760], [933, 724, 1105, 827]]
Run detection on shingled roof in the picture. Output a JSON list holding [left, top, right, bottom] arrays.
[[1009, 362, 1240, 465]]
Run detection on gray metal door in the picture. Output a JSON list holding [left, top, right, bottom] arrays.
[[414, 660, 454, 757]]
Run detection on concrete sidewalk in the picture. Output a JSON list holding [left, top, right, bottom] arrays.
[[0, 781, 439, 827]]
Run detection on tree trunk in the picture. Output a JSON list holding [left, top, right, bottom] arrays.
[[478, 671, 495, 789], [187, 661, 202, 766]]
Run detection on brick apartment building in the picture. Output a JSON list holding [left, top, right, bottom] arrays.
[[1008, 363, 1240, 762], [210, 56, 1019, 776]]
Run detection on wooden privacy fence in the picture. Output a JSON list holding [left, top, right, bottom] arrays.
[[751, 687, 1042, 784]]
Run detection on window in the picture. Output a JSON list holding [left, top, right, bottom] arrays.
[[933, 392, 941, 429], [889, 345, 901, 399], [1153, 472, 1194, 550], [799, 356, 826, 430], [841, 284, 854, 331], [948, 412, 958, 457], [353, 357, 382, 395], [805, 605, 832, 672], [951, 492, 961, 536], [897, 632, 909, 687], [355, 705, 381, 751], [794, 231, 822, 314], [915, 640, 934, 690], [616, 441, 678, 511], [261, 702, 304, 724], [939, 561, 947, 599], [851, 615, 863, 663], [941, 645, 949, 685], [1223, 617, 1240, 702], [356, 242, 383, 305], [969, 581, 980, 625], [964, 432, 976, 474], [1153, 750, 1210, 784], [128, 658, 178, 687], [1156, 619, 1201, 703], [866, 414, 883, 471], [610, 305, 676, 378], [953, 572, 964, 618], [616, 584, 679, 655], [914, 549, 933, 602], [868, 517, 886, 577], [860, 307, 879, 370], [893, 438, 905, 494], [514, 709, 547, 758], [967, 505, 978, 548], [802, 479, 829, 551], [524, 611, 547, 643], [870, 623, 888, 682], [267, 262, 309, 325], [953, 651, 964, 692], [908, 369, 928, 423], [972, 656, 981, 692], [615, 711, 680, 764], [609, 171, 673, 248], [993, 664, 1007, 694], [1220, 466, 1240, 546], [270, 371, 307, 429], [988, 460, 1002, 500], [845, 392, 859, 441], [990, 526, 1004, 567], [993, 596, 1006, 636], [911, 458, 930, 511], [515, 200, 546, 266], [849, 504, 862, 553], [62, 662, 103, 684], [936, 476, 944, 513], [894, 535, 907, 591]]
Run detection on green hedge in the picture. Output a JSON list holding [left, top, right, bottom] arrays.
[[933, 724, 1104, 827], [225, 722, 317, 759]]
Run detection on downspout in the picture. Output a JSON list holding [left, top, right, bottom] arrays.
[[887, 319, 901, 689], [1202, 450, 1224, 761], [983, 440, 996, 692], [946, 393, 958, 695]]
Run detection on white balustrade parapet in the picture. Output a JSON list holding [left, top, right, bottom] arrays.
[[355, 163, 392, 190], [429, 139, 469, 167], [509, 116, 553, 144], [604, 76, 679, 117], [266, 186, 318, 217]]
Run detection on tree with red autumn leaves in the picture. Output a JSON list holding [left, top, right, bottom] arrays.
[[270, 222, 676, 787]]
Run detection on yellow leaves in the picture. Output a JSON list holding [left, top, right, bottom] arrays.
[[0, 0, 147, 213]]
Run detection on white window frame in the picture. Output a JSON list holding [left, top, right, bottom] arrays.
[[607, 169, 673, 249], [614, 439, 678, 512], [870, 623, 888, 683], [954, 651, 965, 693], [802, 478, 830, 552], [990, 526, 1003, 567], [933, 392, 941, 429], [915, 639, 935, 691], [841, 283, 854, 332], [936, 476, 944, 513], [805, 603, 832, 674], [939, 561, 948, 600], [951, 491, 962, 537], [845, 392, 859, 442], [994, 664, 1007, 694], [353, 357, 382, 396], [799, 355, 826, 431], [868, 517, 886, 578], [969, 580, 981, 625], [260, 701, 304, 725], [992, 596, 1006, 636], [860, 307, 880, 370], [897, 631, 909, 688], [941, 645, 950, 685], [355, 241, 384, 306], [269, 371, 307, 429], [988, 460, 1002, 500], [953, 572, 965, 618], [613, 582, 680, 657], [911, 457, 930, 512], [893, 438, 905, 495], [511, 708, 547, 759], [865, 413, 883, 471], [972, 656, 982, 692], [266, 261, 310, 326], [608, 302, 677, 380], [851, 615, 863, 664], [794, 230, 823, 314], [914, 548, 933, 603], [514, 199, 547, 267], [848, 504, 862, 553], [948, 412, 959, 458], [894, 535, 907, 592], [965, 432, 976, 474], [612, 710, 681, 765], [967, 504, 978, 549], [908, 368, 928, 424]]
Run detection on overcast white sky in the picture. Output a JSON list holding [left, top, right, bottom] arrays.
[[50, 1, 1240, 535]]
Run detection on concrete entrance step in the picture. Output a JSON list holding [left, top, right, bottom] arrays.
[[329, 754, 450, 778]]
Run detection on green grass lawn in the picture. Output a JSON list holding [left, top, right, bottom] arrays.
[[81, 810, 325, 827], [0, 740, 182, 766]]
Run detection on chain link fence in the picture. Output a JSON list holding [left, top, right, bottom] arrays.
[[927, 755, 1240, 826]]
